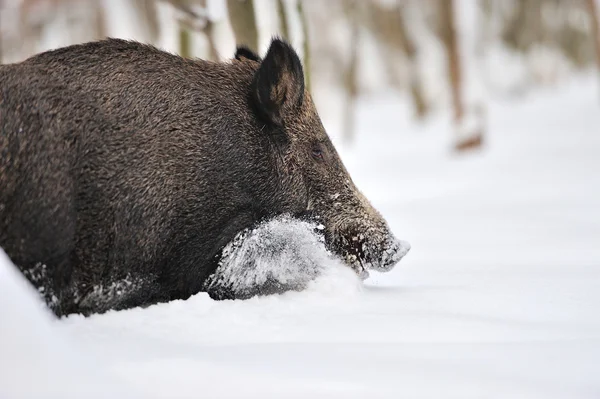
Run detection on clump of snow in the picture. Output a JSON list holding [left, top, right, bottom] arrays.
[[204, 215, 362, 300]]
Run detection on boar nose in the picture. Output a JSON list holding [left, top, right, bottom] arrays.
[[397, 240, 411, 257], [378, 238, 411, 272]]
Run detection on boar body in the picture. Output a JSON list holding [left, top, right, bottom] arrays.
[[0, 39, 408, 316]]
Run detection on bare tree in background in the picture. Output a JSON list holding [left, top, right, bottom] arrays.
[[342, 0, 360, 144], [167, 0, 220, 61], [92, 0, 106, 40], [360, 2, 428, 119], [587, 0, 600, 94], [439, 0, 484, 152], [18, 0, 49, 59], [227, 0, 258, 53], [275, 0, 311, 92], [179, 21, 192, 58], [0, 0, 3, 63], [439, 0, 464, 130], [165, 0, 195, 58], [297, 0, 311, 92], [501, 0, 543, 53], [130, 0, 160, 43], [396, 4, 427, 119], [276, 0, 289, 41], [200, 16, 220, 61], [1, 0, 589, 144], [495, 0, 595, 86]]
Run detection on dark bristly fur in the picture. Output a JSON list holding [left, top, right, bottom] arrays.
[[0, 38, 408, 316], [234, 46, 261, 63]]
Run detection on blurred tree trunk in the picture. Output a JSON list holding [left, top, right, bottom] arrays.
[[195, 0, 219, 61], [343, 0, 360, 144], [166, 0, 196, 59], [131, 0, 160, 43], [166, 0, 219, 61], [439, 0, 464, 125], [227, 0, 259, 53], [297, 0, 311, 92], [396, 4, 427, 119], [276, 0, 290, 41], [0, 0, 3, 63], [502, 0, 543, 53], [202, 20, 220, 61], [92, 0, 107, 40], [439, 0, 485, 152], [359, 2, 428, 119], [19, 0, 47, 59], [587, 0, 600, 91], [179, 25, 192, 58]]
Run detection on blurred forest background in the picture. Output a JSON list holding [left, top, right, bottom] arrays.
[[0, 0, 599, 152]]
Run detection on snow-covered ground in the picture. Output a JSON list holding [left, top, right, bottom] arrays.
[[1, 75, 600, 399]]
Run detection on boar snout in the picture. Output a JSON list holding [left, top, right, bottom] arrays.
[[328, 220, 410, 278], [379, 237, 411, 272]]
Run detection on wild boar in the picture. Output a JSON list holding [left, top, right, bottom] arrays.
[[0, 38, 409, 316]]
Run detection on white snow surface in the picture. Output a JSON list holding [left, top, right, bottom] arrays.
[[2, 75, 600, 399]]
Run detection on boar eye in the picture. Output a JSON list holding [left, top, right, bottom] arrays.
[[311, 144, 324, 161]]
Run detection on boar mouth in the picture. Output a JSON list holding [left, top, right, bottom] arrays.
[[328, 231, 411, 280], [335, 234, 372, 280]]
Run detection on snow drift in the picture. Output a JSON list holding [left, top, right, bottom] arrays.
[[0, 249, 142, 399]]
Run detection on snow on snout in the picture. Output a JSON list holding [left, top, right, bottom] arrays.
[[377, 238, 411, 273]]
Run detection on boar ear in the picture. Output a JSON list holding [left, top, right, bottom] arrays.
[[235, 46, 261, 62], [251, 38, 305, 129]]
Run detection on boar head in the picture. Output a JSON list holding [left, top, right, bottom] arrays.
[[237, 39, 410, 278]]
